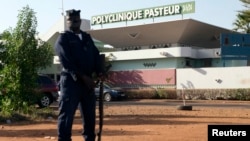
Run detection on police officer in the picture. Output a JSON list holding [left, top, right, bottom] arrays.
[[55, 9, 104, 141]]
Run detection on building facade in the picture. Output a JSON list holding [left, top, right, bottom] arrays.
[[39, 16, 249, 89]]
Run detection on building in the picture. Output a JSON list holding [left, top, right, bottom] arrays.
[[39, 6, 249, 89], [38, 1, 250, 89]]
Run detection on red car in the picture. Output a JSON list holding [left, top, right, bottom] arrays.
[[0, 74, 59, 108], [36, 74, 59, 108]]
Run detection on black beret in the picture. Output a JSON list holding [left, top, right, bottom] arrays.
[[66, 9, 81, 17]]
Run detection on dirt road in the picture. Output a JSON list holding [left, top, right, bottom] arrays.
[[0, 100, 250, 141]]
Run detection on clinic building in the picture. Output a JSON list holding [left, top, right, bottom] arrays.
[[40, 1, 250, 90]]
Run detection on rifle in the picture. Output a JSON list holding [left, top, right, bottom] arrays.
[[97, 54, 111, 141], [97, 78, 104, 141]]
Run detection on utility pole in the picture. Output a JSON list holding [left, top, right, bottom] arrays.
[[61, 0, 64, 16]]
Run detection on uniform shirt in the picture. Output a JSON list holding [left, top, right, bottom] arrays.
[[55, 30, 103, 80]]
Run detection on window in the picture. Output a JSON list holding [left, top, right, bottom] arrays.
[[203, 59, 212, 67]]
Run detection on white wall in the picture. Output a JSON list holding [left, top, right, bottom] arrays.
[[103, 47, 220, 61], [39, 16, 66, 41], [176, 66, 250, 89], [39, 17, 90, 42]]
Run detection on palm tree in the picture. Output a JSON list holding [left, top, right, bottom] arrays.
[[233, 0, 250, 33]]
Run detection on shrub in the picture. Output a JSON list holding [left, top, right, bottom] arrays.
[[124, 88, 177, 99], [177, 88, 250, 100]]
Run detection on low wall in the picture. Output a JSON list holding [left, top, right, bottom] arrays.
[[107, 69, 175, 88], [176, 66, 250, 89]]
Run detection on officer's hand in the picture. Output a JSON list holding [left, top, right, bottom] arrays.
[[81, 75, 96, 89], [97, 73, 107, 81]]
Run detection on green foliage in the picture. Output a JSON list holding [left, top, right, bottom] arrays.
[[233, 0, 250, 33], [227, 89, 250, 100], [177, 88, 250, 100], [0, 5, 54, 117], [124, 88, 177, 99], [153, 88, 177, 99], [124, 88, 250, 101], [125, 89, 156, 99], [153, 89, 166, 99]]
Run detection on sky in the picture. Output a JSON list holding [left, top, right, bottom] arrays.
[[0, 0, 244, 35]]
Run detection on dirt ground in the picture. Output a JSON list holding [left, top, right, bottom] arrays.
[[0, 99, 250, 141]]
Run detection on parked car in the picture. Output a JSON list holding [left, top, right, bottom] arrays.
[[36, 74, 59, 108], [95, 82, 127, 102], [0, 74, 59, 108]]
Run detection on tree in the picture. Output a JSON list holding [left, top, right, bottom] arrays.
[[233, 0, 250, 33], [0, 5, 54, 115]]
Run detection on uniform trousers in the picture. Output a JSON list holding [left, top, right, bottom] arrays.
[[57, 73, 96, 141]]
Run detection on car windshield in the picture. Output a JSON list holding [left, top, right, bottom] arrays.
[[95, 82, 115, 89], [103, 82, 115, 88]]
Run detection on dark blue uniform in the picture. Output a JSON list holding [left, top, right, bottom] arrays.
[[55, 30, 102, 141]]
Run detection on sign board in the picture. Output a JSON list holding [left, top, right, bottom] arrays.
[[91, 1, 195, 25], [220, 33, 250, 60]]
